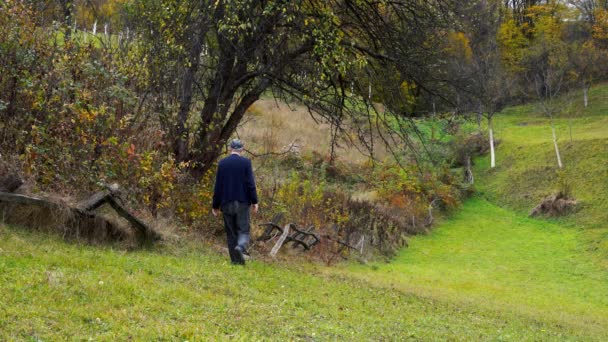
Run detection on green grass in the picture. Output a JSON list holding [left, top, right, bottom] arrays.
[[473, 83, 608, 260], [0, 223, 601, 340], [1, 84, 606, 340], [344, 198, 608, 339]]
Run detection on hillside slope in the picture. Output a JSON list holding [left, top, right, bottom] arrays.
[[0, 224, 602, 340], [344, 198, 608, 338], [337, 84, 608, 340], [474, 83, 608, 260]]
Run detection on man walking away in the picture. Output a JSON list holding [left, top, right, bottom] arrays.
[[212, 139, 259, 265]]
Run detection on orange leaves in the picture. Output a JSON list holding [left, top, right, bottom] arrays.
[[592, 10, 608, 46], [126, 143, 137, 161]]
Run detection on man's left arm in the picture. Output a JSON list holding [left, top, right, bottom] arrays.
[[245, 159, 258, 213]]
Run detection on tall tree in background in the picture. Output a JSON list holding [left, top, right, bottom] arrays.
[[522, 3, 573, 168], [460, 0, 514, 168], [57, 0, 74, 40], [504, 0, 542, 27], [132, 0, 456, 177], [567, 0, 608, 23], [570, 40, 605, 107]]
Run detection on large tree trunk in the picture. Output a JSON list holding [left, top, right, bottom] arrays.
[[187, 16, 271, 177], [550, 119, 563, 168], [191, 82, 268, 178], [174, 15, 208, 162], [488, 115, 496, 168]]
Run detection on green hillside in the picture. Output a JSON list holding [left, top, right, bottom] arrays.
[[2, 85, 606, 340], [474, 84, 608, 261], [0, 223, 602, 340], [345, 198, 608, 338], [337, 85, 608, 339]]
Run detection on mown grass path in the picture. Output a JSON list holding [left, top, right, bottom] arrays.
[[344, 197, 608, 339]]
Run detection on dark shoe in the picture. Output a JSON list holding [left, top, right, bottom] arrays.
[[234, 246, 246, 265]]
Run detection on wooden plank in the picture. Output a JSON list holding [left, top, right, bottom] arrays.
[[0, 192, 61, 209], [270, 224, 291, 257], [257, 222, 283, 241], [0, 191, 158, 242], [106, 196, 159, 242], [290, 224, 320, 244], [78, 191, 111, 212], [0, 192, 94, 218]]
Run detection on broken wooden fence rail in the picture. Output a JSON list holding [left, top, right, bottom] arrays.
[[76, 184, 160, 243], [0, 183, 160, 244], [258, 221, 320, 251], [258, 219, 363, 256]]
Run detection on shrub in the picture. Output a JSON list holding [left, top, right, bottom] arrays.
[[0, 2, 217, 235]]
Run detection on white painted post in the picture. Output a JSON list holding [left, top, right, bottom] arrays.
[[551, 123, 563, 168]]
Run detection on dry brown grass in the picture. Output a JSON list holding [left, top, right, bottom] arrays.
[[237, 99, 388, 164]]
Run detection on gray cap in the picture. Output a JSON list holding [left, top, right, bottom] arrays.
[[229, 139, 244, 150]]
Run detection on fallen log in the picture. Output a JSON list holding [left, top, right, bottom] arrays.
[[0, 192, 91, 216], [530, 192, 577, 217]]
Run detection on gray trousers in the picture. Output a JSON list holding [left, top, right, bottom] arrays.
[[221, 201, 250, 263]]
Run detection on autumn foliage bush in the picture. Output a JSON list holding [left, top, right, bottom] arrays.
[[252, 154, 465, 259], [1, 2, 469, 257], [0, 1, 215, 232]]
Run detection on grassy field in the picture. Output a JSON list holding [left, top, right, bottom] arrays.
[[1, 85, 606, 340], [0, 223, 603, 341], [473, 83, 608, 261], [338, 83, 608, 339], [344, 198, 608, 339]]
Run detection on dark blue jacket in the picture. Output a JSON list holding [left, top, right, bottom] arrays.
[[212, 154, 258, 209]]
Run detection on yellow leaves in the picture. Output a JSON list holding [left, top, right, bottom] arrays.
[[399, 80, 417, 107], [498, 19, 528, 73], [528, 5, 563, 42], [105, 136, 119, 146], [78, 108, 98, 122], [444, 31, 472, 62], [592, 10, 608, 45]]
